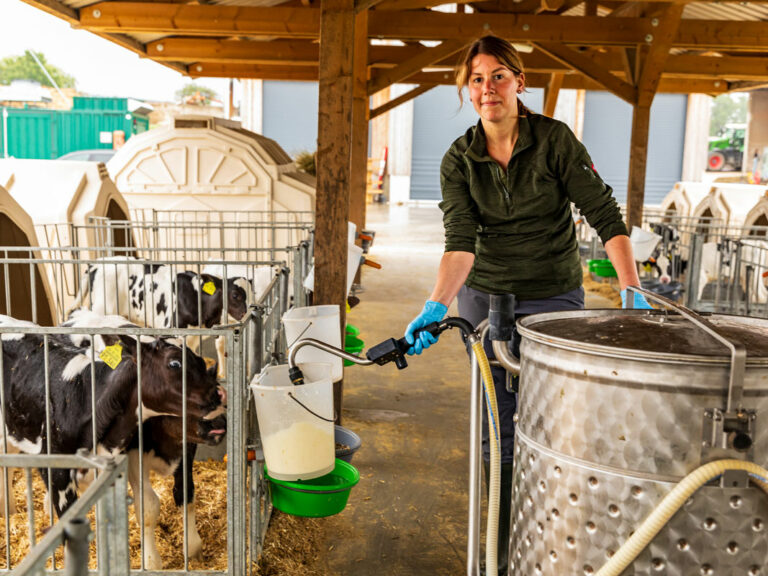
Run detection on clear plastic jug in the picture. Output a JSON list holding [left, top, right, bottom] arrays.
[[251, 363, 335, 481]]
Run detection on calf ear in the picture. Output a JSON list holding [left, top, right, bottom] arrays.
[[101, 333, 120, 347], [117, 334, 139, 358]]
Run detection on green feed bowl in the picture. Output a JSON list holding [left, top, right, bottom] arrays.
[[345, 323, 360, 337], [588, 258, 617, 278], [267, 459, 360, 518], [343, 334, 365, 367]]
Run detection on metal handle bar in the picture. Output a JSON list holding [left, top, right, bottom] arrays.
[[627, 286, 746, 412], [287, 338, 374, 369]]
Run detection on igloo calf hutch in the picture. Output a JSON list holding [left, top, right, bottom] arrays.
[[659, 181, 712, 220], [106, 116, 316, 257], [0, 182, 55, 325], [0, 158, 133, 252]]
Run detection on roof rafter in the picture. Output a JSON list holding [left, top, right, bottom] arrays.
[[635, 3, 684, 106]]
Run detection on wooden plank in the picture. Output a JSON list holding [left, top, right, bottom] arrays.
[[370, 84, 436, 119], [148, 38, 320, 65], [542, 73, 564, 117], [367, 40, 467, 95], [350, 9, 369, 284], [375, 0, 474, 9], [189, 63, 318, 80], [636, 4, 684, 107], [534, 42, 637, 103], [314, 0, 355, 323], [20, 0, 77, 22], [355, 0, 390, 11], [626, 103, 651, 230], [79, 2, 320, 37], [675, 19, 768, 50]]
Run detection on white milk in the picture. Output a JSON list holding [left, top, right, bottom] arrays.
[[263, 421, 335, 480]]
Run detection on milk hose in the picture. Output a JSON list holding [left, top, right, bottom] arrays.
[[471, 339, 502, 576], [596, 459, 768, 576]]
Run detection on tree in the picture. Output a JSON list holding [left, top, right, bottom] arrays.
[[175, 83, 219, 105], [0, 50, 76, 88], [709, 93, 748, 136]]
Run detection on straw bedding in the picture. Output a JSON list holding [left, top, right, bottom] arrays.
[[0, 461, 322, 575]]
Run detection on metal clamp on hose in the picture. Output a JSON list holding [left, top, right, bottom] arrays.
[[626, 286, 754, 462]]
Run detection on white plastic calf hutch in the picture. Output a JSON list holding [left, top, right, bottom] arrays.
[[0, 183, 55, 325], [107, 115, 315, 217], [0, 159, 132, 250], [659, 181, 712, 218], [743, 192, 768, 234], [692, 183, 768, 232]]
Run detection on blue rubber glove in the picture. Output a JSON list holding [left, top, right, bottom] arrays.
[[404, 300, 448, 356], [621, 288, 654, 309]]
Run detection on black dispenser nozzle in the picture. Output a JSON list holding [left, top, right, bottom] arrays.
[[366, 322, 442, 370]]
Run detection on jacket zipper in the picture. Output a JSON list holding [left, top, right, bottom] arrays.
[[493, 164, 511, 209]]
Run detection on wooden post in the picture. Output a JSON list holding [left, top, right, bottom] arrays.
[[542, 72, 563, 118], [316, 0, 355, 422], [627, 103, 651, 230], [350, 10, 369, 285]]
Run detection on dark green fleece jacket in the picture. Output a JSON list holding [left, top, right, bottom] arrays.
[[439, 114, 627, 299]]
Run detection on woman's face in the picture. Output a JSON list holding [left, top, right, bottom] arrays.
[[468, 53, 525, 124]]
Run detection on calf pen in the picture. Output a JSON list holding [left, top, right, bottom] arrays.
[[0, 250, 290, 575]]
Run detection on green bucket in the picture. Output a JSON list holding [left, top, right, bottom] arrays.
[[267, 458, 360, 517], [588, 258, 617, 278], [345, 323, 360, 337], [343, 334, 365, 367]]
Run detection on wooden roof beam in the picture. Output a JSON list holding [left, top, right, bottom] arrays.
[[370, 84, 437, 119], [542, 72, 564, 117], [367, 40, 468, 95], [147, 38, 320, 65], [189, 62, 318, 81], [636, 4, 684, 106], [533, 42, 637, 103], [75, 5, 768, 51]]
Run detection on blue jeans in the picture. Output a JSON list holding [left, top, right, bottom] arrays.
[[456, 285, 584, 463]]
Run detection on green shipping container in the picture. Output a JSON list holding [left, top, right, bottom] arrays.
[[0, 97, 149, 160]]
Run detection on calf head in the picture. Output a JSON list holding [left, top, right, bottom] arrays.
[[226, 277, 249, 321], [116, 335, 224, 425]]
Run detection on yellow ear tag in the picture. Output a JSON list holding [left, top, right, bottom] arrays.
[[202, 281, 216, 295], [99, 343, 123, 370]]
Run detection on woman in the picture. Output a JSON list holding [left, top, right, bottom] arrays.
[[403, 35, 651, 575]]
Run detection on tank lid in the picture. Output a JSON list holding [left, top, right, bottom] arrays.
[[520, 310, 768, 359]]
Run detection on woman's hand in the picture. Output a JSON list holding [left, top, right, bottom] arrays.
[[404, 301, 448, 355]]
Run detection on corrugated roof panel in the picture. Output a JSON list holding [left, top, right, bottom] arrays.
[[683, 3, 768, 20]]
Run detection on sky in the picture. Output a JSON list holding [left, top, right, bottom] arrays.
[[0, 0, 231, 103]]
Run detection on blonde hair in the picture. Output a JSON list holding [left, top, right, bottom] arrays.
[[455, 35, 531, 115]]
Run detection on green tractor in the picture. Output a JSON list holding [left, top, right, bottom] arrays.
[[708, 123, 746, 171]]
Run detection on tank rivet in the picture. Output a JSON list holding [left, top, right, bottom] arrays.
[[631, 486, 643, 498], [748, 565, 760, 575], [700, 565, 713, 576], [608, 504, 620, 517], [677, 539, 689, 551], [606, 550, 615, 559], [583, 565, 594, 575], [552, 508, 560, 519], [586, 521, 596, 534], [652, 558, 665, 571], [534, 563, 542, 574], [539, 481, 547, 492], [729, 495, 742, 509], [536, 522, 544, 534], [753, 519, 764, 532], [726, 541, 739, 555], [569, 493, 579, 505], [554, 466, 562, 477], [703, 518, 717, 531], [529, 452, 536, 462], [521, 470, 527, 480], [588, 477, 599, 489], [525, 536, 532, 547], [566, 536, 576, 548], [526, 496, 534, 507], [549, 550, 558, 562], [516, 548, 523, 560]]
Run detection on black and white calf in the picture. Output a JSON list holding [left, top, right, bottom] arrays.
[[70, 258, 250, 377], [62, 309, 227, 569], [71, 258, 249, 329], [0, 315, 224, 526]]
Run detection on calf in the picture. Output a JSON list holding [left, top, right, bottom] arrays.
[[0, 315, 224, 523], [63, 309, 226, 568], [70, 259, 249, 377]]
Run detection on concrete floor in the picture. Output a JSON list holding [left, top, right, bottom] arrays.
[[307, 203, 619, 575]]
